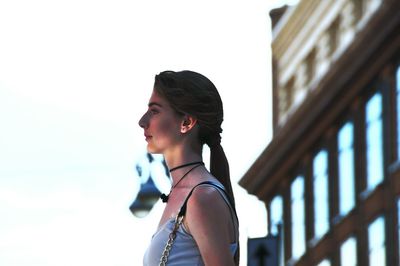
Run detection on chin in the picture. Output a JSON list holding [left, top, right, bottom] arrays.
[[147, 145, 163, 155]]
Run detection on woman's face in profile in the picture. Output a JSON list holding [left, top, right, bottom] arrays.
[[138, 90, 183, 154]]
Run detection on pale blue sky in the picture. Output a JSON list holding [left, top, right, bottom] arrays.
[[0, 0, 296, 265]]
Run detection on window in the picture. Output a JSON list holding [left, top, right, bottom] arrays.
[[317, 259, 331, 266], [271, 196, 283, 235], [396, 66, 400, 159], [338, 122, 355, 216], [368, 216, 386, 265], [341, 237, 357, 266], [291, 176, 306, 259], [398, 199, 400, 259], [366, 92, 384, 191], [313, 150, 329, 238], [270, 195, 284, 266]]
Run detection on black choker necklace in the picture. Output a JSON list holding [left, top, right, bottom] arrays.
[[160, 162, 204, 203], [169, 161, 204, 172]]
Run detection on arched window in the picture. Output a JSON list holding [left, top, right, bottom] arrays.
[[366, 92, 384, 190], [338, 122, 355, 215], [396, 66, 400, 159], [368, 216, 386, 265], [341, 237, 357, 266], [291, 176, 306, 259], [317, 259, 331, 266], [313, 150, 329, 238], [270, 195, 284, 266]]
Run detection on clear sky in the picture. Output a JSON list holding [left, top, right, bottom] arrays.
[[0, 0, 296, 265]]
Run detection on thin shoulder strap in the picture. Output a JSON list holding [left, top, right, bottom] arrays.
[[177, 181, 238, 222]]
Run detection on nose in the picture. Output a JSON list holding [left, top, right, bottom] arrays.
[[138, 112, 148, 129]]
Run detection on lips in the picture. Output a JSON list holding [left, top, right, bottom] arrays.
[[144, 133, 152, 141]]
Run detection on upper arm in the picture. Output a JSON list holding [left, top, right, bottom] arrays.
[[184, 186, 236, 266]]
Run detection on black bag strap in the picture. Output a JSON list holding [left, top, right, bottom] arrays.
[[177, 181, 239, 230]]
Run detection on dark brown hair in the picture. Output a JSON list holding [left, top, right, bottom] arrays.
[[154, 70, 239, 264]]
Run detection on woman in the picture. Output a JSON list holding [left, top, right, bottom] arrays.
[[140, 70, 239, 266]]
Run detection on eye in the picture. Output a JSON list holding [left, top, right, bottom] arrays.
[[149, 108, 159, 115]]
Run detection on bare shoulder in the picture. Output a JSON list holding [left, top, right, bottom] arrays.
[[188, 184, 228, 214], [184, 183, 234, 238], [183, 183, 236, 265]]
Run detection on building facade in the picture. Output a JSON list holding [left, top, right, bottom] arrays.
[[239, 0, 400, 265]]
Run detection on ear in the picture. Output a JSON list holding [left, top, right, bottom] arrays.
[[180, 115, 197, 133]]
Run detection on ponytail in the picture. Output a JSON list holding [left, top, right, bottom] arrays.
[[209, 143, 235, 207], [207, 135, 240, 266]]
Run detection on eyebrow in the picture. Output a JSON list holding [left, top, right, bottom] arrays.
[[148, 102, 163, 108]]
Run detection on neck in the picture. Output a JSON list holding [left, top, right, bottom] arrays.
[[169, 161, 204, 172], [163, 146, 203, 183]]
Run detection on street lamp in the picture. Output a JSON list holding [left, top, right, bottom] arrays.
[[129, 153, 168, 218], [129, 175, 161, 218]]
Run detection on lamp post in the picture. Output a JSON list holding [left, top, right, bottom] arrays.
[[129, 153, 169, 218], [129, 175, 161, 218]]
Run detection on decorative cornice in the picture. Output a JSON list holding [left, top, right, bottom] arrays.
[[271, 0, 389, 129]]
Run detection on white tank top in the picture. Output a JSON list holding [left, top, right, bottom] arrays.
[[142, 182, 238, 266]]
